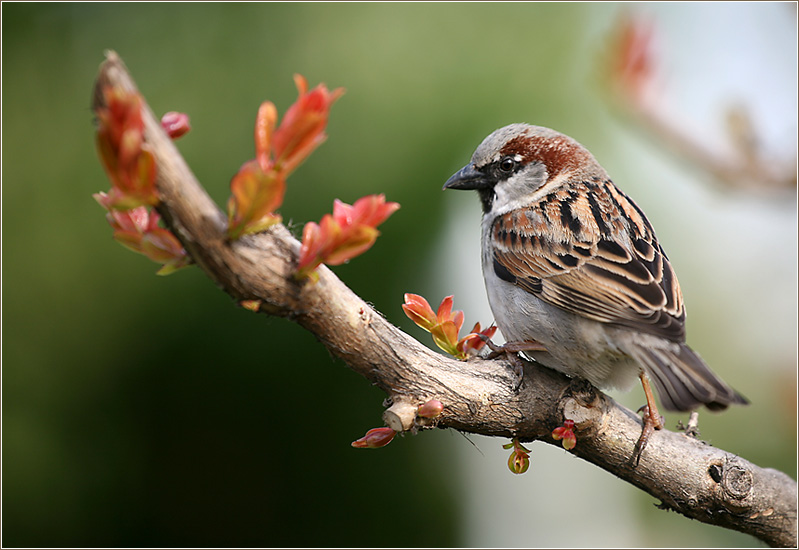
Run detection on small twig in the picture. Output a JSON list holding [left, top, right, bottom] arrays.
[[622, 97, 796, 192], [604, 15, 796, 193]]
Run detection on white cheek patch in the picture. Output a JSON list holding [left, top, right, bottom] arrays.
[[491, 163, 549, 216]]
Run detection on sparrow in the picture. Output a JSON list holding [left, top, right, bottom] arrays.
[[443, 123, 748, 460]]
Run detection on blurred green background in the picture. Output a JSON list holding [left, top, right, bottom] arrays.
[[3, 3, 796, 548]]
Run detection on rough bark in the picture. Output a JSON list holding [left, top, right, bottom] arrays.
[[92, 51, 797, 548]]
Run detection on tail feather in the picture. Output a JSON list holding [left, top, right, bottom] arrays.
[[628, 343, 749, 412]]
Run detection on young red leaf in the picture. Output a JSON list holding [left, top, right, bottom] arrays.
[[295, 195, 398, 279], [402, 293, 438, 331], [322, 225, 379, 266], [296, 221, 326, 273], [297, 221, 323, 269], [296, 215, 340, 276], [451, 310, 465, 334], [118, 127, 144, 169], [403, 294, 496, 360], [348, 194, 401, 228], [508, 449, 530, 475], [255, 101, 277, 172], [436, 295, 454, 322], [457, 323, 498, 356], [95, 87, 158, 209], [272, 74, 345, 176], [140, 229, 186, 264], [431, 320, 461, 358], [239, 299, 262, 312], [95, 192, 189, 275], [96, 87, 145, 155], [505, 438, 532, 475], [552, 419, 577, 451], [226, 160, 285, 239]]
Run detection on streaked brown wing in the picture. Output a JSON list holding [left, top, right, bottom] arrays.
[[491, 185, 686, 342]]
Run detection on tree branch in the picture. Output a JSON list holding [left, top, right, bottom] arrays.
[[92, 51, 797, 548]]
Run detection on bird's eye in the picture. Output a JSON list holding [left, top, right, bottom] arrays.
[[499, 156, 516, 173]]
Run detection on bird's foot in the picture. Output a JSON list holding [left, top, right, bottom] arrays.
[[632, 404, 664, 466], [631, 372, 664, 466], [676, 411, 700, 438], [484, 339, 546, 359], [480, 338, 546, 388]]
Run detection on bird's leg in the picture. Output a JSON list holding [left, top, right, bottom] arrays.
[[676, 411, 700, 438], [478, 337, 546, 387], [631, 371, 664, 466]]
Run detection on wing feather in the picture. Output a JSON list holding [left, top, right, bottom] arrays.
[[491, 180, 686, 342]]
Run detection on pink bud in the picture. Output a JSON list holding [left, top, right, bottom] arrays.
[[351, 427, 396, 449], [417, 399, 444, 419], [161, 111, 191, 139]]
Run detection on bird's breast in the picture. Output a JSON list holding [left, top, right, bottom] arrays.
[[480, 226, 640, 391]]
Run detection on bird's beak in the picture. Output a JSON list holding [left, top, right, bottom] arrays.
[[442, 163, 490, 191]]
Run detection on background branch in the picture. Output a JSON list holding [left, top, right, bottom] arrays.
[[93, 51, 797, 548]]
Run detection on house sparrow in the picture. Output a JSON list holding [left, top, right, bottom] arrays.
[[443, 123, 748, 459]]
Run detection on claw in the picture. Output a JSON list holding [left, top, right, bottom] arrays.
[[482, 338, 545, 390], [677, 411, 701, 438], [484, 339, 546, 359]]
